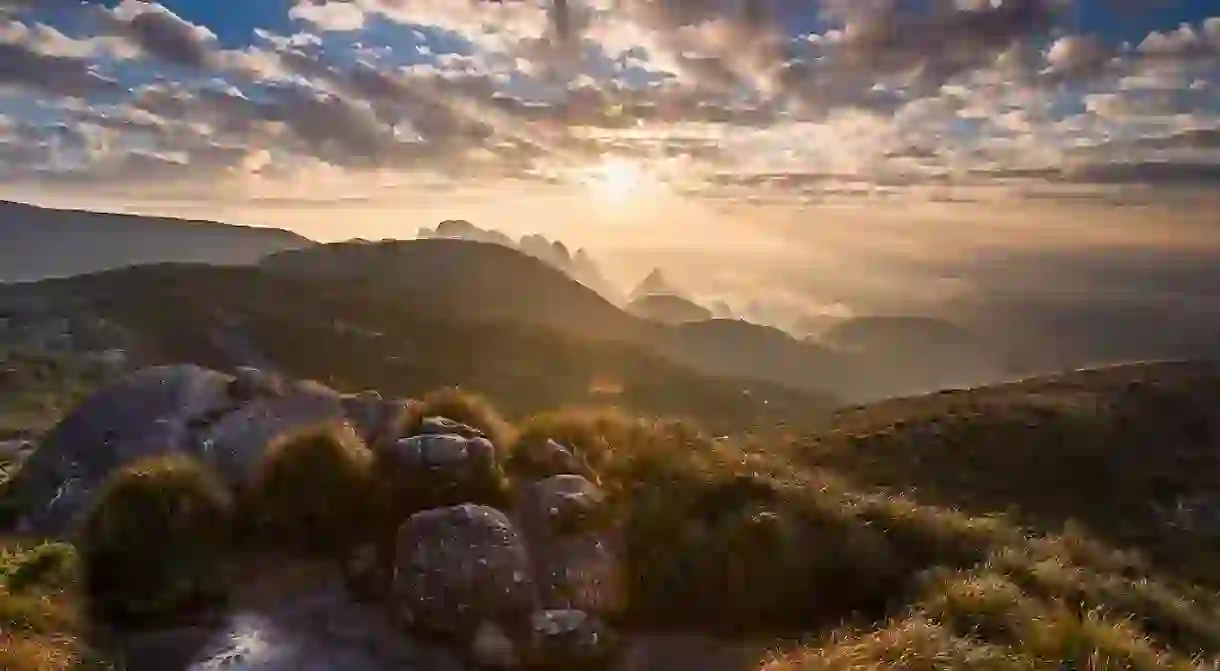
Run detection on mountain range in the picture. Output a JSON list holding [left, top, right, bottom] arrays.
[[9, 202, 1216, 405], [0, 200, 310, 283]]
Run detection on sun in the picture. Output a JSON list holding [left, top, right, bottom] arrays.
[[579, 157, 655, 202]]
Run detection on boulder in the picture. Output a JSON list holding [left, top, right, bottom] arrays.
[[376, 434, 507, 519], [198, 383, 347, 485], [519, 439, 598, 483], [518, 475, 608, 537], [517, 475, 621, 614], [417, 416, 487, 440], [11, 365, 235, 536], [392, 504, 536, 642], [228, 366, 284, 402]]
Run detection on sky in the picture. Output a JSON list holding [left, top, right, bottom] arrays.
[[1, 0, 1219, 239]]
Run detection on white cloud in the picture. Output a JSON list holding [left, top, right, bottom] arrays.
[[290, 1, 367, 32]]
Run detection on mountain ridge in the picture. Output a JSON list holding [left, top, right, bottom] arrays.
[[0, 200, 312, 283]]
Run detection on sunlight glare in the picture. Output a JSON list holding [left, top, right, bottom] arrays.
[[579, 158, 656, 203]]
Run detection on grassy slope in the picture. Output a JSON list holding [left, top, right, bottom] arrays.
[[34, 264, 835, 434]]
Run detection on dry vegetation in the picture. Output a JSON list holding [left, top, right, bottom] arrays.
[[3, 371, 1220, 669]]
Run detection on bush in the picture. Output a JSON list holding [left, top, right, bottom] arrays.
[[1, 542, 77, 593], [0, 539, 97, 671], [237, 423, 379, 554], [79, 454, 233, 625], [508, 407, 636, 480], [402, 387, 514, 448]]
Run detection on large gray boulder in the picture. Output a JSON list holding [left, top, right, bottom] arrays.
[[376, 434, 507, 520], [10, 364, 235, 535], [392, 504, 536, 645], [198, 381, 348, 485]]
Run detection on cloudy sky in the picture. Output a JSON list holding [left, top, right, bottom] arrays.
[[0, 0, 1218, 237]]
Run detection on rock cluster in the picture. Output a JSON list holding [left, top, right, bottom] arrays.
[[8, 365, 623, 669]]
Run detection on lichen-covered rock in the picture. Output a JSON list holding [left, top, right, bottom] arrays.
[[517, 476, 622, 614], [376, 434, 508, 520], [392, 504, 536, 642], [229, 366, 284, 402], [418, 416, 486, 440], [512, 439, 598, 484], [518, 475, 608, 537], [11, 364, 235, 535], [198, 385, 347, 485], [530, 610, 618, 669]]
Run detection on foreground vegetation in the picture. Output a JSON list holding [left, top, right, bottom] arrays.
[[4, 372, 1220, 669]]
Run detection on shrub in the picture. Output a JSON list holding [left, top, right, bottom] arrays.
[[507, 407, 641, 481], [402, 387, 514, 448], [564, 417, 912, 632], [1, 542, 77, 593], [0, 538, 97, 671], [237, 423, 379, 554], [79, 454, 233, 625]]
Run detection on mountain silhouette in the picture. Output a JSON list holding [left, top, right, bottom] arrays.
[[0, 200, 310, 283]]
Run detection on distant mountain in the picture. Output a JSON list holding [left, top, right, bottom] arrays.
[[263, 238, 644, 343], [266, 241, 1027, 402], [629, 268, 679, 302], [417, 220, 620, 302], [627, 294, 713, 324], [0, 200, 311, 283]]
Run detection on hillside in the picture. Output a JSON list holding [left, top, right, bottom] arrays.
[[0, 200, 311, 283], [9, 263, 835, 434], [261, 240, 1036, 402], [802, 360, 1220, 585], [263, 238, 646, 343]]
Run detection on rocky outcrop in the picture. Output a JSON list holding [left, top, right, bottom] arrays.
[[7, 364, 625, 669], [8, 365, 412, 536]]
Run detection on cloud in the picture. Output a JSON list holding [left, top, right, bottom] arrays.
[[0, 39, 116, 98], [103, 0, 220, 68], [1045, 34, 1110, 78], [290, 1, 367, 32]]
